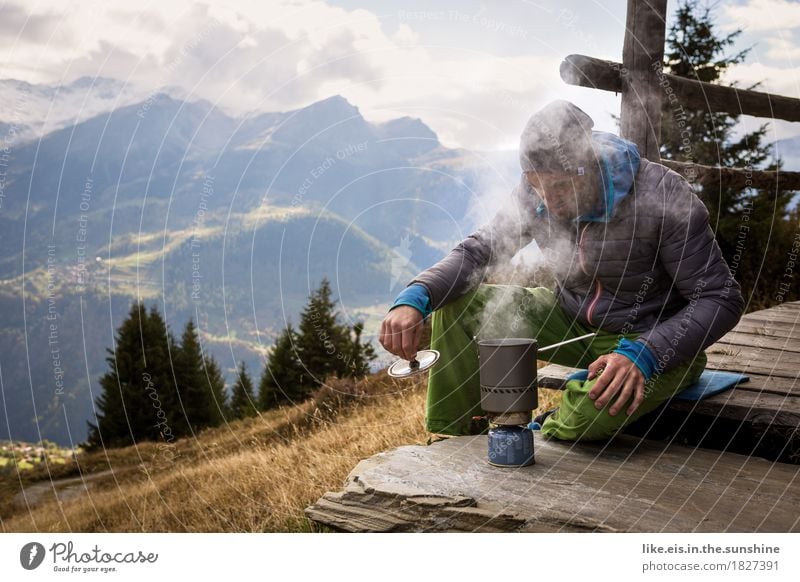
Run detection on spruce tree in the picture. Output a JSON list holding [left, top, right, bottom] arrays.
[[259, 324, 303, 409], [87, 302, 147, 449], [659, 0, 799, 308], [174, 319, 216, 433], [343, 321, 376, 378], [87, 302, 184, 448], [144, 304, 182, 441], [204, 354, 229, 424], [230, 361, 258, 419], [295, 278, 353, 391]]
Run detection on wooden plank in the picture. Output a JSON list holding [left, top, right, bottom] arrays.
[[561, 53, 800, 123], [740, 310, 800, 324], [722, 373, 799, 398], [740, 314, 800, 326], [703, 355, 797, 379], [737, 318, 800, 331], [727, 324, 797, 340], [305, 434, 800, 532], [538, 363, 583, 389], [705, 344, 800, 364], [668, 387, 800, 428], [713, 333, 800, 353], [619, 0, 667, 160], [662, 160, 800, 191], [732, 321, 799, 337]]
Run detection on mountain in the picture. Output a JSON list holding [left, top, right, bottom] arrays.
[[0, 77, 148, 145], [0, 84, 515, 445]]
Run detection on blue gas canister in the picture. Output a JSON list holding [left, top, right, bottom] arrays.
[[487, 424, 535, 467]]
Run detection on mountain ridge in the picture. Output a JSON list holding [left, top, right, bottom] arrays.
[[0, 81, 510, 446]]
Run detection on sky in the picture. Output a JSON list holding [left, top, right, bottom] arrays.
[[1, 0, 799, 151]]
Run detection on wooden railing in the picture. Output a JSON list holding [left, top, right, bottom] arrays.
[[559, 0, 800, 191]]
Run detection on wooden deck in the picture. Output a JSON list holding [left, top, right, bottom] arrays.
[[541, 300, 800, 464], [306, 301, 800, 532]]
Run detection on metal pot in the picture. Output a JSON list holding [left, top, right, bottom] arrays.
[[477, 338, 538, 414]]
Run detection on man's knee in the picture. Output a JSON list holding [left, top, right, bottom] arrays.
[[539, 379, 632, 442]]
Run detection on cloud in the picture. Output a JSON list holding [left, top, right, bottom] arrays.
[[723, 0, 800, 32], [0, 4, 68, 44], [0, 0, 620, 149], [723, 62, 800, 100], [765, 36, 800, 61]]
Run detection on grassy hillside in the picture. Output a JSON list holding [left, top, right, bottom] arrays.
[[1, 369, 560, 532]]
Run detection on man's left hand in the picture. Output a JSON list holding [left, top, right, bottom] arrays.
[[586, 353, 645, 416]]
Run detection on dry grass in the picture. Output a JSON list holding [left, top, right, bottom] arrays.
[[1, 369, 562, 533]]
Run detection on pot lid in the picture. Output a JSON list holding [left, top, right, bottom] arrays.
[[387, 349, 440, 378]]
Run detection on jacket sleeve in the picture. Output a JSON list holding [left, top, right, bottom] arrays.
[[635, 179, 745, 374], [409, 178, 541, 311]]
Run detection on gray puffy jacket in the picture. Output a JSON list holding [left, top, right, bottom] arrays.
[[409, 144, 745, 374]]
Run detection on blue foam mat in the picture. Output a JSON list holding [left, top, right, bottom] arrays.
[[673, 369, 750, 401], [563, 368, 749, 401]]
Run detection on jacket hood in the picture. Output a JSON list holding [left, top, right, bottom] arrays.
[[534, 131, 641, 223]]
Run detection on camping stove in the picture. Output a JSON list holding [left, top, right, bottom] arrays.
[[478, 338, 538, 467], [386, 332, 595, 468], [477, 333, 596, 468]]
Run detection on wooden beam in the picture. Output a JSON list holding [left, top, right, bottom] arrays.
[[561, 54, 800, 123], [661, 159, 800, 190], [620, 0, 668, 160], [560, 54, 623, 92]]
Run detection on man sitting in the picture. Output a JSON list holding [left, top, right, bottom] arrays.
[[380, 100, 745, 442]]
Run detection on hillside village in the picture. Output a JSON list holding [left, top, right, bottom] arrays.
[[0, 440, 76, 471]]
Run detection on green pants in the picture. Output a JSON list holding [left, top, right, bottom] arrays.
[[426, 284, 706, 441]]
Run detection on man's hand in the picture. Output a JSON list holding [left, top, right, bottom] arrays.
[[586, 353, 645, 416], [379, 306, 424, 361]]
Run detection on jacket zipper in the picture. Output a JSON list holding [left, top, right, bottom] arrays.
[[586, 279, 603, 326], [579, 223, 603, 326]]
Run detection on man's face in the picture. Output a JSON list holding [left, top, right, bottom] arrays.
[[524, 170, 597, 221]]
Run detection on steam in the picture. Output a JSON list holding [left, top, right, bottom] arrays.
[[457, 99, 706, 347], [463, 172, 560, 339], [461, 100, 607, 338]]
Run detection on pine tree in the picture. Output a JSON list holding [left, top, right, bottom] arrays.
[[86, 302, 181, 448], [295, 278, 353, 390], [230, 361, 258, 419], [342, 321, 376, 378], [659, 0, 799, 308], [87, 302, 147, 449], [258, 324, 303, 409], [174, 319, 216, 433], [144, 305, 183, 441], [203, 354, 228, 424]]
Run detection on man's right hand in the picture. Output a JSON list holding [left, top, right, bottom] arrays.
[[379, 306, 424, 361]]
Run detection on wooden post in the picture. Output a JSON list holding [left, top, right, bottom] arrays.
[[620, 0, 668, 160]]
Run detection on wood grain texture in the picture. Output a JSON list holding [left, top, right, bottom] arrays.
[[619, 0, 667, 160], [560, 53, 800, 123], [662, 160, 800, 190]]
